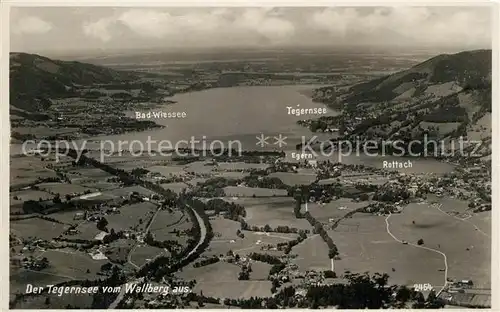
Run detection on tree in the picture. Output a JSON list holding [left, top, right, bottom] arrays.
[[52, 193, 62, 204], [417, 239, 424, 245], [197, 297, 204, 307], [395, 286, 411, 303], [97, 217, 108, 231], [328, 247, 339, 259], [324, 270, 336, 278]]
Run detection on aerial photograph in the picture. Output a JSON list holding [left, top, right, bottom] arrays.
[[8, 6, 492, 309]]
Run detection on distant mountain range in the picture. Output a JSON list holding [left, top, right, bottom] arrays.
[[308, 49, 492, 159], [313, 49, 491, 106], [10, 52, 138, 113]]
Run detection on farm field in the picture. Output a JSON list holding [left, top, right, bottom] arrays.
[[36, 249, 105, 280], [468, 211, 491, 235], [67, 167, 113, 179], [103, 185, 156, 197], [11, 218, 68, 241], [234, 197, 311, 230], [185, 177, 208, 186], [429, 195, 471, 215], [10, 269, 72, 296], [10, 189, 54, 204], [268, 172, 317, 186], [215, 171, 249, 179], [184, 161, 215, 174], [129, 244, 166, 267], [204, 230, 296, 258], [388, 202, 491, 288], [210, 217, 241, 241], [65, 221, 102, 241], [329, 213, 445, 290], [77, 181, 121, 191], [224, 186, 288, 197], [10, 167, 58, 189], [106, 202, 158, 232], [249, 261, 272, 280], [159, 182, 189, 193], [13, 289, 94, 309], [149, 209, 192, 241], [35, 182, 98, 197], [307, 198, 369, 223], [104, 239, 136, 264], [146, 164, 187, 177], [291, 234, 331, 272], [176, 261, 273, 299], [47, 209, 86, 225], [217, 162, 270, 171]]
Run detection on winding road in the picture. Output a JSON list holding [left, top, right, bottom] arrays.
[[109, 203, 206, 309], [62, 148, 209, 308], [384, 213, 449, 295]]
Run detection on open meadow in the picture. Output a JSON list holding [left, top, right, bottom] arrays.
[[233, 197, 311, 230], [176, 261, 273, 299], [388, 202, 491, 288], [329, 213, 445, 290]]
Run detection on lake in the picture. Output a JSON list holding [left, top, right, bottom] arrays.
[[11, 85, 455, 174]]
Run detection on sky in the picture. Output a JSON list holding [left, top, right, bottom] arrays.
[[10, 6, 493, 54]]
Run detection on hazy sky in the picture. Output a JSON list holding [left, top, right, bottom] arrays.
[[10, 6, 492, 53]]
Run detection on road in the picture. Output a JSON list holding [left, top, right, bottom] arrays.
[[127, 205, 165, 269], [62, 149, 209, 308], [384, 213, 449, 296], [110, 203, 206, 309]]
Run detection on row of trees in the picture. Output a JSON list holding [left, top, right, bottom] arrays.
[[303, 211, 339, 259]]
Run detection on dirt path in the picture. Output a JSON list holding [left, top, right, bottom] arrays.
[[384, 213, 449, 295]]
